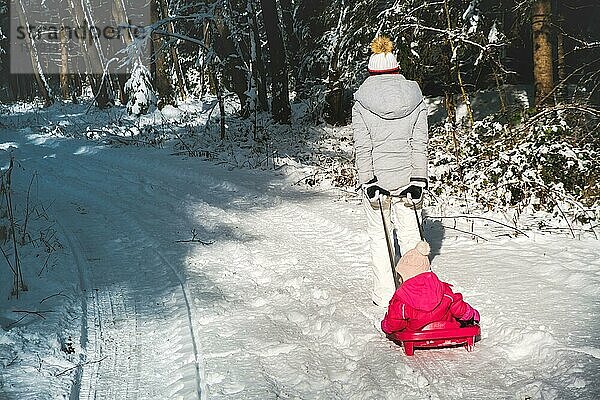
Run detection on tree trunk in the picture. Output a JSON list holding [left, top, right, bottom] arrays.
[[249, 0, 269, 112], [13, 0, 53, 106], [259, 0, 291, 124], [532, 0, 554, 107], [59, 25, 70, 100], [216, 74, 227, 140], [69, 0, 112, 108], [213, 5, 250, 116], [159, 0, 188, 100], [201, 20, 212, 97], [151, 0, 175, 109], [204, 21, 226, 140], [324, 4, 347, 125], [278, 0, 299, 89], [444, 0, 473, 125], [112, 0, 145, 105], [72, 72, 82, 103], [556, 9, 567, 102], [112, 0, 133, 44], [324, 41, 345, 125], [444, 92, 465, 188]]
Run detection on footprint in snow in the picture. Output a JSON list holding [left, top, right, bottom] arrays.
[[567, 377, 586, 389], [252, 297, 269, 308], [261, 343, 297, 357], [286, 311, 307, 324], [333, 326, 354, 348], [312, 288, 330, 300], [205, 371, 225, 385], [395, 365, 429, 389], [219, 382, 245, 395], [307, 320, 331, 337]]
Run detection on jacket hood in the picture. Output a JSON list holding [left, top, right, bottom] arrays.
[[396, 272, 444, 312], [354, 74, 424, 119]]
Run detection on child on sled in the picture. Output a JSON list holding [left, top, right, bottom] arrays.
[[381, 241, 480, 335]]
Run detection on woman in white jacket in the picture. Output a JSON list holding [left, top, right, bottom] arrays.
[[352, 36, 428, 307]]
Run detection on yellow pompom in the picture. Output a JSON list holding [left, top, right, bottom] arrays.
[[370, 36, 394, 54]]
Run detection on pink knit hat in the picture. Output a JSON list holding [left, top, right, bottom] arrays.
[[395, 241, 431, 282]]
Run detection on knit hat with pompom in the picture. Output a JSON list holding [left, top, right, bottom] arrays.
[[395, 241, 431, 282], [368, 36, 399, 74]]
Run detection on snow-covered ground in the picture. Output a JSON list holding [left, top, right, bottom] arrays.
[[0, 104, 599, 399]]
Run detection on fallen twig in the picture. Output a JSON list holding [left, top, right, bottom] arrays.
[[539, 226, 597, 233], [170, 149, 213, 158], [6, 354, 19, 367], [105, 134, 155, 146], [12, 310, 54, 319], [292, 172, 319, 186], [37, 253, 54, 277], [40, 291, 71, 304], [175, 238, 214, 245], [6, 315, 28, 329], [6, 310, 55, 329], [441, 225, 489, 242], [55, 356, 108, 377], [426, 215, 529, 237], [175, 229, 214, 245]]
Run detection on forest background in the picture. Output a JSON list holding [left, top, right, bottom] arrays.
[[1, 0, 599, 231]]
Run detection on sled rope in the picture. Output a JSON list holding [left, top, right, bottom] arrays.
[[411, 199, 425, 241], [378, 196, 401, 288]]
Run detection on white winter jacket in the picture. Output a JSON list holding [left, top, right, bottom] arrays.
[[352, 74, 428, 194]]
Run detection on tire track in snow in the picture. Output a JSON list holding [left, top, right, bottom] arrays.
[[152, 249, 205, 399], [56, 221, 95, 400], [28, 157, 205, 399], [52, 201, 142, 399]]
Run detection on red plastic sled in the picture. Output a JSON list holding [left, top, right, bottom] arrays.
[[388, 320, 481, 356]]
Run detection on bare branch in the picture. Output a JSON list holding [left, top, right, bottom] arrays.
[[426, 215, 529, 237], [175, 228, 214, 245], [440, 225, 489, 242], [55, 356, 108, 377], [12, 309, 54, 319], [40, 291, 71, 304]]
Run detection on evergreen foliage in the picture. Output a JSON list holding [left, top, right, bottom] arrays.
[[124, 62, 156, 116]]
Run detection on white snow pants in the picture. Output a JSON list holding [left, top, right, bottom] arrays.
[[362, 196, 422, 306]]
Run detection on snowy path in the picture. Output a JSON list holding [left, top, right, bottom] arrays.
[[29, 144, 204, 398], [7, 132, 600, 399]]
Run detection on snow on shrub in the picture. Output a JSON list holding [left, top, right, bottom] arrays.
[[124, 62, 156, 116], [429, 105, 599, 227]]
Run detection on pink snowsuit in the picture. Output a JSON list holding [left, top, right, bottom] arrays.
[[381, 271, 478, 334]]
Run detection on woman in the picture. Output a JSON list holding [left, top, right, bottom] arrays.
[[352, 36, 429, 307]]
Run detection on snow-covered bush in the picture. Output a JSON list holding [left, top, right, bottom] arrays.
[[124, 62, 156, 116], [429, 105, 599, 225]]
